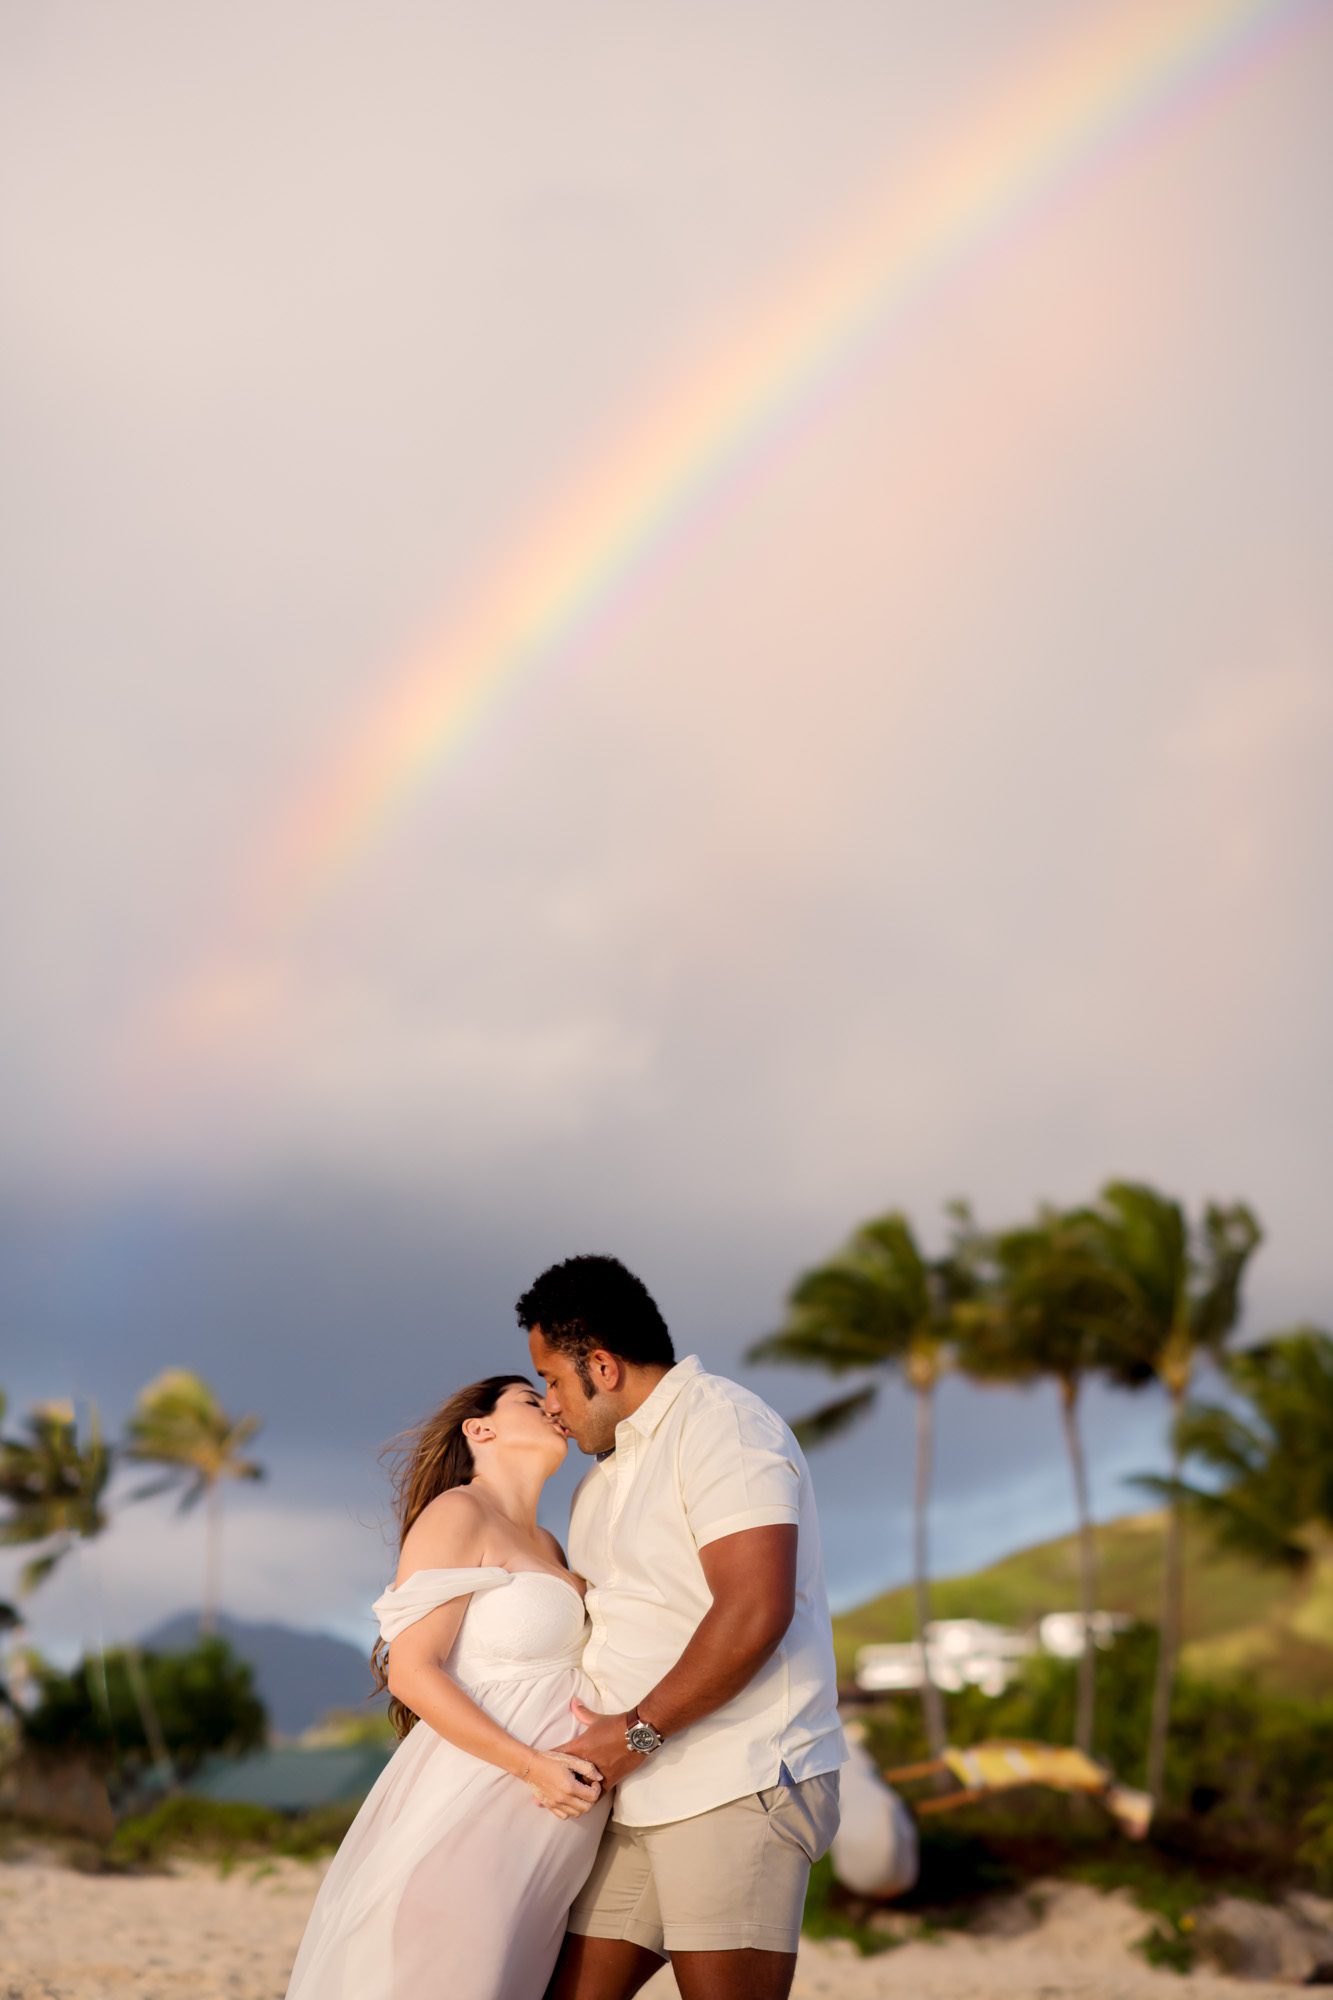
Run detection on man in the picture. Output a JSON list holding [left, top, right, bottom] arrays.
[[517, 1254, 846, 2000]]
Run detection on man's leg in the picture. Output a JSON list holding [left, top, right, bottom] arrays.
[[551, 1814, 665, 2000], [543, 1932, 663, 2000], [650, 1773, 840, 2000], [669, 1948, 796, 2000]]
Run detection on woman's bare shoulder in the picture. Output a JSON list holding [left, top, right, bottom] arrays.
[[397, 1486, 489, 1577], [536, 1524, 570, 1568]]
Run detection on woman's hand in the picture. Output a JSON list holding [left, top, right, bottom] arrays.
[[520, 1749, 604, 1818]]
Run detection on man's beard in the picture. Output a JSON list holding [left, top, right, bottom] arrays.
[[570, 1395, 619, 1457]]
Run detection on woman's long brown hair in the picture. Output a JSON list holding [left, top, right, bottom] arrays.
[[370, 1374, 532, 1739]]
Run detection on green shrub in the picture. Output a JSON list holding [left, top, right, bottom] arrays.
[[1297, 1792, 1333, 1894], [111, 1794, 357, 1865], [1135, 1925, 1195, 1974], [22, 1639, 265, 1780], [112, 1796, 284, 1863]]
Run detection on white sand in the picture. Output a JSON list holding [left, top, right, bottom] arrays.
[[0, 1855, 1296, 1999]]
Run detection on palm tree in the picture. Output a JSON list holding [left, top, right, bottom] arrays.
[[747, 1205, 981, 1758], [0, 1392, 178, 1778], [956, 1207, 1131, 1755], [1081, 1182, 1261, 1806], [1141, 1327, 1333, 1571], [123, 1370, 264, 1636], [0, 1394, 117, 1720], [0, 1397, 112, 1592]]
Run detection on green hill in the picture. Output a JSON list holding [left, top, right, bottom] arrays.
[[833, 1511, 1333, 1701]]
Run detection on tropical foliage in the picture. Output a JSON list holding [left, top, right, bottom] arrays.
[[955, 1207, 1130, 1754], [0, 1396, 112, 1593], [747, 1203, 982, 1757], [0, 1372, 269, 1785], [1145, 1327, 1333, 1569], [23, 1635, 265, 1777], [1074, 1185, 1261, 1803], [123, 1368, 264, 1635], [759, 1175, 1331, 1818]]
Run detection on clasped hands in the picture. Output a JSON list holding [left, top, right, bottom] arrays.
[[523, 1697, 644, 1815]]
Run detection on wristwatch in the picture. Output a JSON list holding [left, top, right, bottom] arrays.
[[625, 1706, 666, 1756]]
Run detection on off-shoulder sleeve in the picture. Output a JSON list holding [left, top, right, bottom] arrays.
[[372, 1566, 512, 1643]]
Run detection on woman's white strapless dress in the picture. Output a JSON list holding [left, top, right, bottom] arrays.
[[285, 1566, 611, 2000]]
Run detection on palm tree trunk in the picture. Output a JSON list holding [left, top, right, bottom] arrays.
[[1058, 1377, 1097, 1757], [201, 1482, 222, 1637], [124, 1641, 177, 1790], [912, 1383, 946, 1759], [1146, 1394, 1185, 1806], [72, 1535, 113, 1723]]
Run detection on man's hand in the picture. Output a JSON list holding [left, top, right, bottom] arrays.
[[551, 1697, 644, 1792], [549, 1527, 798, 1797]]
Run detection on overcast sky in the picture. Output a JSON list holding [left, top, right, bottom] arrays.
[[3, 0, 1331, 1659]]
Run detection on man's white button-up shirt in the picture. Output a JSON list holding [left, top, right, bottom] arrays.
[[567, 1353, 847, 1826]]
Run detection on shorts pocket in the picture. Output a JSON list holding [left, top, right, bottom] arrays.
[[765, 1773, 840, 1864]]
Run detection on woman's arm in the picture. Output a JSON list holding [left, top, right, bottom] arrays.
[[386, 1492, 601, 1818]]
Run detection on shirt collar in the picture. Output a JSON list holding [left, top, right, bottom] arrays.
[[622, 1353, 703, 1440]]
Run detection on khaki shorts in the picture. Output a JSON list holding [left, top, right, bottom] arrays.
[[567, 1768, 840, 1958]]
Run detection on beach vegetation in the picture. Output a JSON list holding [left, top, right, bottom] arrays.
[[1298, 1791, 1333, 1894], [952, 1206, 1133, 1755], [0, 1396, 111, 1594], [21, 1636, 266, 1781], [122, 1369, 265, 1636], [1138, 1326, 1333, 1571], [852, 1628, 1333, 1885], [747, 1203, 984, 1757], [110, 1793, 357, 1866], [1072, 1183, 1262, 1805]]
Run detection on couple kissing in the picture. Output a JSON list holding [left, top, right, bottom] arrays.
[[286, 1253, 847, 2000]]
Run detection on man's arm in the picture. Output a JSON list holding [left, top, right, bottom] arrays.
[[554, 1523, 796, 1789]]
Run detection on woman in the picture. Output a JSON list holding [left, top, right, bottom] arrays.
[[285, 1375, 610, 1999]]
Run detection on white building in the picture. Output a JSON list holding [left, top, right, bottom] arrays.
[[854, 1610, 1129, 1697]]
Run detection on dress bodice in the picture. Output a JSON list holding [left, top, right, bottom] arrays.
[[373, 1567, 588, 1688]]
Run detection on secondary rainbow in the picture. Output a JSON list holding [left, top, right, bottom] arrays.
[[243, 0, 1317, 937]]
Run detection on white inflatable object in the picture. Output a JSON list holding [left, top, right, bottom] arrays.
[[830, 1733, 919, 1898]]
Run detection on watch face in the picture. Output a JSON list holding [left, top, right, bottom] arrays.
[[627, 1723, 659, 1753]]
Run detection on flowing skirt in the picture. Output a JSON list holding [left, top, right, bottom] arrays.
[[285, 1662, 610, 2000]]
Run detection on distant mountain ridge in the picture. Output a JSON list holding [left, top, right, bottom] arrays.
[[832, 1508, 1333, 1701], [141, 1611, 379, 1739]]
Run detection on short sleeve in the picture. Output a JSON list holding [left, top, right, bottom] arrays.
[[679, 1393, 801, 1550]]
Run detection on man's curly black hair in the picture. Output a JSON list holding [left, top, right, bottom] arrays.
[[515, 1254, 675, 1391]]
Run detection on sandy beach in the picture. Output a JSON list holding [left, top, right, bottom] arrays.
[[0, 1851, 1299, 2000]]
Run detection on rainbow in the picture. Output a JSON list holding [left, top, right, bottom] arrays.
[[219, 0, 1318, 965]]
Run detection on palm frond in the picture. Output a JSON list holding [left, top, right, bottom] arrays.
[[790, 1383, 879, 1452], [20, 1549, 64, 1593], [746, 1322, 888, 1375], [124, 1368, 265, 1492], [1192, 1203, 1262, 1351], [1129, 1472, 1310, 1571], [126, 1473, 190, 1505], [1171, 1400, 1264, 1482]]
